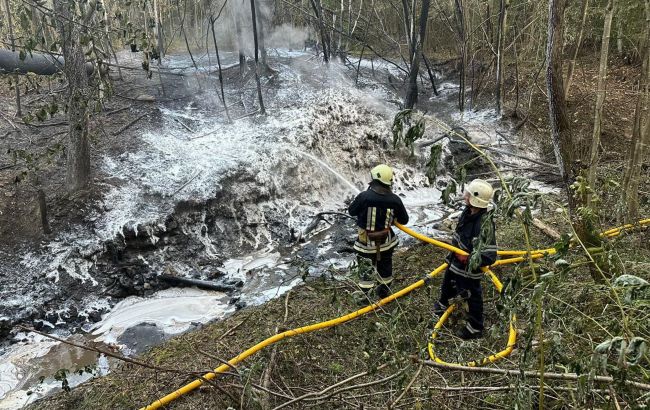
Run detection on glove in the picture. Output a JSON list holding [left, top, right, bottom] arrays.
[[455, 253, 469, 265]]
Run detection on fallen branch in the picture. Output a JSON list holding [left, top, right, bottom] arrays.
[[111, 111, 150, 136], [272, 363, 391, 410], [173, 117, 195, 133], [417, 359, 650, 391], [159, 274, 237, 292], [19, 326, 186, 375], [172, 171, 201, 196], [293, 212, 355, 243], [389, 363, 422, 408]]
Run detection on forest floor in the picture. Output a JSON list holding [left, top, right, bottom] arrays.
[[26, 213, 650, 409], [2, 52, 649, 409]]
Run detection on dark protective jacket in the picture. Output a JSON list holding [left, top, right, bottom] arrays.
[[348, 181, 409, 254], [447, 206, 498, 280]]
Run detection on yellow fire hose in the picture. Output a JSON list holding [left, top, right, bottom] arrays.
[[141, 219, 649, 409]]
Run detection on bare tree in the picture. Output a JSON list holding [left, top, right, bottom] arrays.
[[495, 0, 509, 115], [54, 0, 92, 192], [310, 0, 330, 63], [564, 0, 589, 99], [250, 0, 266, 114], [621, 0, 650, 220], [405, 0, 431, 109], [3, 0, 21, 116], [546, 0, 574, 207], [586, 0, 615, 204]]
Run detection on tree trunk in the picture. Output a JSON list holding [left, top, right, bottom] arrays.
[[454, 0, 467, 112], [546, 0, 575, 208], [180, 0, 198, 70], [564, 0, 589, 100], [621, 0, 650, 220], [547, 0, 601, 281], [495, 0, 509, 116], [254, 0, 268, 69], [154, 0, 165, 59], [250, 0, 266, 114], [405, 0, 431, 109], [422, 53, 439, 96], [210, 15, 231, 122], [54, 0, 91, 192], [310, 0, 330, 63], [586, 0, 615, 204], [234, 9, 247, 78], [3, 0, 21, 116]]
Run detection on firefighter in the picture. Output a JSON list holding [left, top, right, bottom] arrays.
[[433, 179, 497, 340], [348, 164, 409, 299]]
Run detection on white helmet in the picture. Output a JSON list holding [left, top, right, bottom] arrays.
[[465, 179, 494, 208], [370, 164, 393, 186]]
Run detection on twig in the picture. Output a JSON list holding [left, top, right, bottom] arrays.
[[111, 112, 150, 136], [172, 171, 201, 196], [417, 359, 650, 390], [103, 105, 131, 116], [389, 364, 422, 408], [173, 117, 195, 133], [19, 326, 184, 374], [219, 316, 251, 340], [272, 364, 392, 410]]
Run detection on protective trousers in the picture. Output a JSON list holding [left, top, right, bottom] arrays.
[[438, 268, 484, 331], [357, 248, 394, 293]]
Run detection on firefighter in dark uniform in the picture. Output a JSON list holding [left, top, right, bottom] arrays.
[[348, 164, 409, 299], [433, 179, 497, 340]]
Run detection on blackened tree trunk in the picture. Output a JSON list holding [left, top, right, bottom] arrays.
[[546, 0, 573, 205], [54, 0, 91, 192], [254, 0, 268, 70], [250, 0, 266, 114], [495, 0, 509, 115], [310, 0, 330, 63], [210, 16, 231, 122], [454, 0, 467, 111], [404, 0, 431, 109], [234, 9, 246, 77], [3, 0, 21, 116]]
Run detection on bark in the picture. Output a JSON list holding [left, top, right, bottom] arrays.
[[621, 0, 650, 220], [210, 16, 231, 122], [54, 0, 91, 192], [546, 0, 575, 208], [422, 53, 439, 96], [0, 50, 96, 76], [405, 0, 431, 109], [3, 0, 21, 116], [254, 0, 268, 69], [495, 0, 509, 116], [234, 10, 247, 77], [586, 0, 615, 204], [250, 0, 266, 114], [154, 0, 165, 59], [38, 189, 51, 234], [564, 0, 589, 100], [179, 0, 198, 70], [454, 0, 467, 111], [310, 0, 330, 63]]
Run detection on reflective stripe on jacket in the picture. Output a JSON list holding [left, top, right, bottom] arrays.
[[447, 207, 497, 280], [348, 181, 409, 254]]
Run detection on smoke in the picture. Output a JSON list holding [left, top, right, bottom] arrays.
[[266, 24, 310, 50], [209, 0, 311, 57]]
